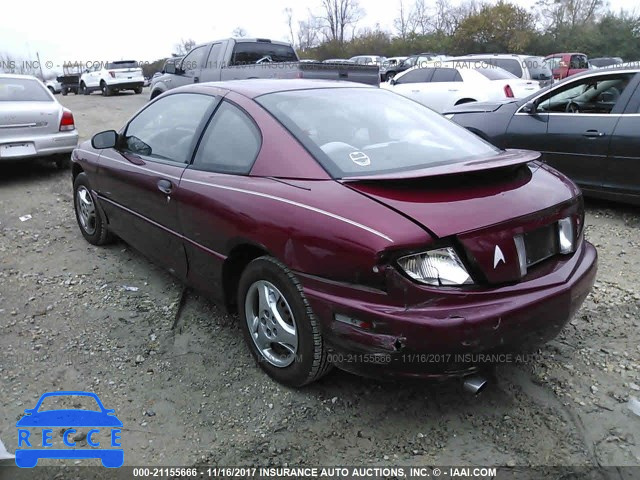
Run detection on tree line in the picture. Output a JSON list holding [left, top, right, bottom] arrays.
[[289, 0, 640, 61]]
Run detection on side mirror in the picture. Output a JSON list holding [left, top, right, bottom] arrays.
[[91, 130, 118, 149], [164, 63, 176, 74], [521, 101, 537, 114]]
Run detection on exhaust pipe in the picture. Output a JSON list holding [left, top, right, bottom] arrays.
[[463, 375, 488, 395]]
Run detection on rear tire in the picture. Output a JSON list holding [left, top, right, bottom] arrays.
[[238, 256, 331, 387], [47, 86, 55, 94], [101, 82, 111, 96], [134, 87, 143, 94], [73, 173, 113, 246], [62, 87, 68, 96]]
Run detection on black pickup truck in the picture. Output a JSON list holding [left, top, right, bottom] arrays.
[[150, 38, 380, 99]]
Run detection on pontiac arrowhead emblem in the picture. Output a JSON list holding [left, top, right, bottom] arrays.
[[493, 245, 506, 268]]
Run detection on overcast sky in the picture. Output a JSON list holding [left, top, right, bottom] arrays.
[[1, 0, 637, 75]]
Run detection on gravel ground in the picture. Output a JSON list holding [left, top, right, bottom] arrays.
[[1, 89, 639, 470]]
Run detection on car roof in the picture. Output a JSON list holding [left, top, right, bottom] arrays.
[[0, 73, 40, 81], [175, 79, 374, 98], [545, 52, 586, 57]]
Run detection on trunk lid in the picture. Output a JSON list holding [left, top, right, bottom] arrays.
[[343, 152, 581, 284], [0, 101, 61, 139]]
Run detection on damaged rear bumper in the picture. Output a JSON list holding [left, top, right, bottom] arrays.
[[301, 241, 597, 379]]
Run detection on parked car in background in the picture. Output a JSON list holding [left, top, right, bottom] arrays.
[[382, 60, 540, 112], [80, 60, 145, 96], [57, 65, 83, 96], [384, 53, 447, 80], [446, 67, 640, 205], [589, 57, 624, 68], [457, 54, 553, 87], [0, 74, 77, 168], [322, 58, 355, 64], [150, 38, 379, 99], [44, 79, 61, 94], [544, 53, 589, 80], [385, 56, 407, 69], [349, 55, 388, 81], [71, 79, 596, 387]]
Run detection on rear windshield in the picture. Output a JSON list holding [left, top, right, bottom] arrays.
[[474, 66, 517, 80], [524, 57, 553, 80], [231, 42, 298, 65], [107, 61, 139, 69], [0, 77, 52, 101], [473, 58, 523, 77], [443, 61, 517, 80], [256, 88, 500, 178]]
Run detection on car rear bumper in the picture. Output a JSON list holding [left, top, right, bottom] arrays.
[[108, 80, 144, 89], [302, 241, 597, 379], [0, 131, 78, 160]]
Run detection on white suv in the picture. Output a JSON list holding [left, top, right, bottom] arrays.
[[79, 60, 145, 96]]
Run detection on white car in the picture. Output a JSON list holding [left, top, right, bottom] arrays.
[[382, 60, 541, 112], [44, 79, 62, 94], [453, 54, 554, 87], [79, 60, 144, 96], [0, 74, 78, 168]]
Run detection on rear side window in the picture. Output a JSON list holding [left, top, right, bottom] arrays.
[[231, 42, 298, 65], [192, 101, 261, 174], [205, 43, 222, 69], [474, 67, 517, 80], [0, 78, 52, 102], [570, 55, 588, 69], [494, 59, 523, 77], [396, 68, 434, 84], [430, 68, 461, 82], [525, 57, 552, 80]]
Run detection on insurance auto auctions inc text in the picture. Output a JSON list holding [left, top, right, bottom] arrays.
[[205, 466, 498, 478]]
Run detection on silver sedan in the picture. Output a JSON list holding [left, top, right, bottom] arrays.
[[0, 74, 78, 168]]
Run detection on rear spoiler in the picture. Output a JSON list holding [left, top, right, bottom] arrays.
[[339, 149, 541, 182]]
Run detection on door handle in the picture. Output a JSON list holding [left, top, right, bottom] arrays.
[[157, 179, 173, 194], [411, 89, 420, 93], [583, 130, 605, 138], [448, 89, 459, 92]]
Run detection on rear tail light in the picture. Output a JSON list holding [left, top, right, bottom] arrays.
[[504, 84, 514, 98], [59, 110, 75, 131], [109, 71, 115, 78]]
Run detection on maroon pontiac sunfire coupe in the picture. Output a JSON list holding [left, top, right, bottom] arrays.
[[71, 79, 597, 387]]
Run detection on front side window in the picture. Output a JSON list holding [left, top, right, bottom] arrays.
[[192, 101, 261, 174], [395, 68, 434, 84], [257, 88, 500, 178], [122, 93, 215, 163], [536, 73, 635, 114], [570, 55, 588, 69], [182, 46, 208, 73]]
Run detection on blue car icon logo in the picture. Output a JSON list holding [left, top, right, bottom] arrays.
[[15, 391, 123, 468]]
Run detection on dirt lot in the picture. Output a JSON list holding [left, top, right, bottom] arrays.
[[1, 89, 640, 471]]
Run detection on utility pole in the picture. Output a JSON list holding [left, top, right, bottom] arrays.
[[36, 52, 45, 80]]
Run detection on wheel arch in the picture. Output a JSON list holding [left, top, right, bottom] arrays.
[[222, 242, 271, 312]]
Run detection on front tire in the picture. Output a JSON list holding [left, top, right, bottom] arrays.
[[73, 173, 112, 245], [238, 256, 331, 387], [134, 87, 143, 94], [81, 82, 90, 95]]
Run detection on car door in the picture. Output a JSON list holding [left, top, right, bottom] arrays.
[[173, 44, 211, 88], [423, 68, 466, 112], [390, 68, 436, 107], [95, 92, 218, 279], [604, 74, 640, 200], [535, 72, 636, 191], [178, 98, 263, 301]]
